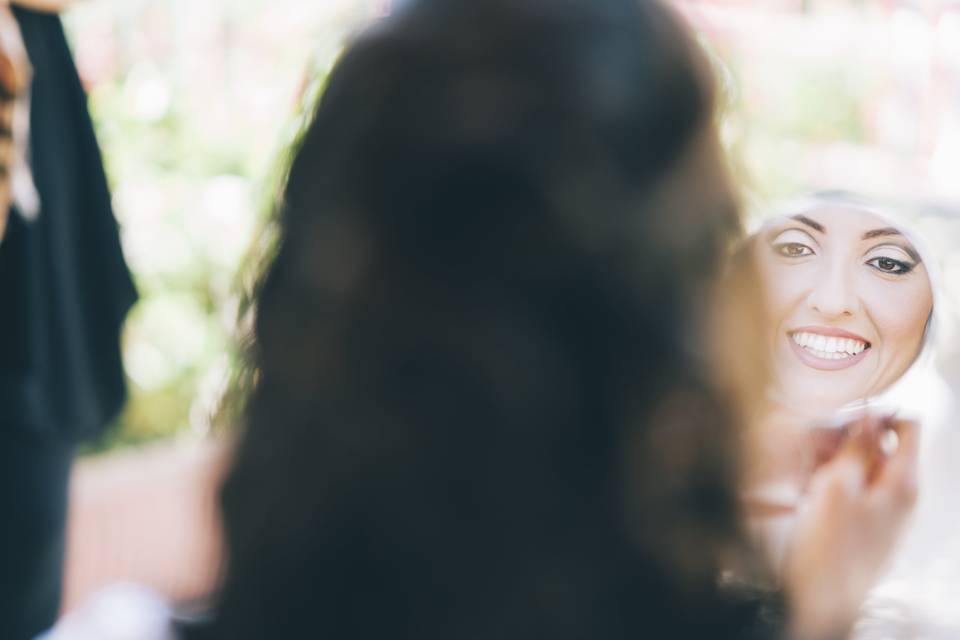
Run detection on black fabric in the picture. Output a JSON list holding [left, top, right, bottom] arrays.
[[0, 428, 74, 640], [0, 7, 137, 440]]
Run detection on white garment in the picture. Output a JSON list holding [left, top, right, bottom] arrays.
[[36, 584, 175, 640]]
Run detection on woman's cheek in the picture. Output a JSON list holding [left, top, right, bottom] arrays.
[[764, 265, 812, 323], [861, 278, 932, 353]]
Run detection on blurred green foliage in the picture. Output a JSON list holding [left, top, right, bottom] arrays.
[[64, 0, 363, 451]]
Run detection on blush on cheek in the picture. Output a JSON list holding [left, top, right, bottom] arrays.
[[883, 307, 929, 343], [863, 279, 932, 368]]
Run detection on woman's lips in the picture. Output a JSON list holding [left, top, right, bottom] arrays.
[[787, 327, 872, 372]]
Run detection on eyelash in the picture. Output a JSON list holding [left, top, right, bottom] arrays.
[[772, 242, 915, 275], [866, 256, 914, 275], [773, 242, 814, 258]]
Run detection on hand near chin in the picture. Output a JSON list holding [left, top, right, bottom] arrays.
[[784, 417, 918, 640]]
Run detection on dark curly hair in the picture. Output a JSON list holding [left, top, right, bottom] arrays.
[[198, 0, 775, 637]]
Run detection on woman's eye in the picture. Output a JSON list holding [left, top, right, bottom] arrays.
[[774, 242, 814, 258], [866, 256, 913, 275]]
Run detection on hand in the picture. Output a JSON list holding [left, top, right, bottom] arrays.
[[783, 416, 918, 640], [0, 3, 28, 241]]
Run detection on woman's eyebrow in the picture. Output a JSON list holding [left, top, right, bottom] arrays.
[[790, 214, 825, 233], [862, 227, 901, 240], [861, 228, 922, 262]]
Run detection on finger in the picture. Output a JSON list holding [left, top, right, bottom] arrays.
[[805, 422, 872, 503], [0, 47, 21, 99], [0, 133, 13, 161], [808, 425, 849, 469], [890, 417, 919, 458], [870, 418, 919, 510], [0, 124, 12, 180], [828, 413, 893, 484]]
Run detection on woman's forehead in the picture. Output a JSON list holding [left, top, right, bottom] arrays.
[[763, 204, 900, 236], [760, 204, 931, 256], [775, 205, 897, 234]]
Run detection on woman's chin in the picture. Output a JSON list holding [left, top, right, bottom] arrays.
[[773, 350, 878, 412], [773, 374, 867, 416]]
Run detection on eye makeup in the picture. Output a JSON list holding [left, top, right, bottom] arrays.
[[768, 227, 817, 259], [863, 243, 920, 276], [763, 216, 926, 281]]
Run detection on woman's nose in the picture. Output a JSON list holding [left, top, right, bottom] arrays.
[[806, 267, 858, 319]]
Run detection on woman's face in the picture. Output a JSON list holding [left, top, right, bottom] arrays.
[[754, 206, 933, 411]]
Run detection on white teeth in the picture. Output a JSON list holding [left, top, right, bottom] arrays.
[[790, 331, 869, 359]]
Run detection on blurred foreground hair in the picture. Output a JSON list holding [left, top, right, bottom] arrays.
[[202, 0, 768, 637]]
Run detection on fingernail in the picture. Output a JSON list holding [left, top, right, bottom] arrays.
[[848, 416, 865, 438]]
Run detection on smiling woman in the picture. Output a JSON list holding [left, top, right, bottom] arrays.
[[739, 194, 937, 574], [753, 197, 934, 414]]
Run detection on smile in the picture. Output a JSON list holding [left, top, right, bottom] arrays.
[[787, 328, 872, 371], [791, 331, 869, 359]]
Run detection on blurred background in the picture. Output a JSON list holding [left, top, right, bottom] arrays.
[[61, 0, 960, 453], [63, 0, 371, 451], [56, 0, 960, 618]]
